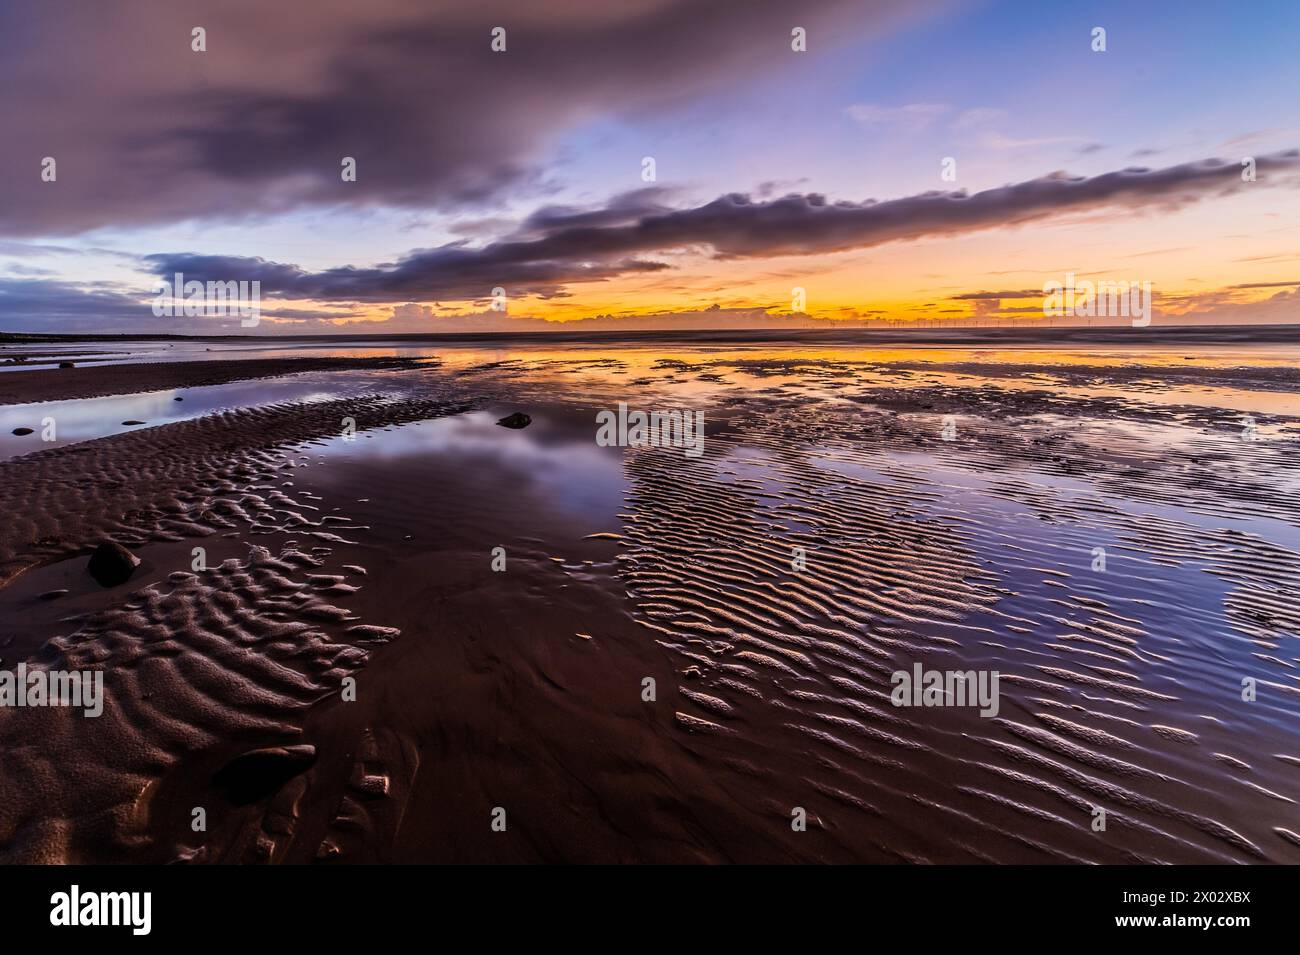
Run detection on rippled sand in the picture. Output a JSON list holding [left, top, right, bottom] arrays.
[[0, 341, 1297, 863]]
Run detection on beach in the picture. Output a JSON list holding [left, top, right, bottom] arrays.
[[0, 330, 1298, 863]]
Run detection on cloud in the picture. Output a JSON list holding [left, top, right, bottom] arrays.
[[0, 0, 933, 236], [952, 107, 1007, 131], [1169, 285, 1300, 325], [375, 303, 833, 334], [1221, 128, 1300, 149], [143, 248, 671, 303], [0, 278, 157, 332], [950, 108, 1093, 152], [141, 151, 1300, 302], [948, 289, 1041, 300], [980, 131, 1087, 151], [844, 103, 949, 129]]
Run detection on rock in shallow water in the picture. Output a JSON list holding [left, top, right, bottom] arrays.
[[11, 427, 33, 436], [496, 412, 532, 429], [86, 540, 141, 587]]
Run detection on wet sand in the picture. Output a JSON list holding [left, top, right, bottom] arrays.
[[0, 341, 1298, 863], [0, 356, 427, 406]]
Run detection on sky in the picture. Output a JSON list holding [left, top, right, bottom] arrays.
[[0, 0, 1297, 334]]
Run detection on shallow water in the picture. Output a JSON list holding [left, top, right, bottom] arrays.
[[0, 375, 350, 460], [1, 340, 1298, 862]]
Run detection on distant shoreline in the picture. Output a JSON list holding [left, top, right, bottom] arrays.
[[3, 323, 1299, 346]]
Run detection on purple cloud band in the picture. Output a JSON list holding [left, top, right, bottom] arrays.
[[143, 151, 1300, 302]]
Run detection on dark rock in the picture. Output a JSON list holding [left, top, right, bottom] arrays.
[[87, 540, 141, 587], [121, 420, 146, 426], [11, 427, 33, 436], [496, 412, 532, 429], [214, 744, 317, 805], [58, 361, 75, 369], [174, 396, 184, 401], [38, 589, 69, 601]]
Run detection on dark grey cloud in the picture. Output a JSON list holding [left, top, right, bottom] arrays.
[[509, 187, 677, 238], [0, 0, 929, 235], [143, 248, 670, 303], [949, 289, 1042, 300], [0, 274, 371, 332], [143, 151, 1300, 302], [0, 278, 156, 332]]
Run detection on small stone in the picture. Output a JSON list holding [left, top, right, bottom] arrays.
[[38, 589, 69, 601], [352, 773, 390, 798], [11, 427, 33, 436], [87, 540, 141, 587], [58, 361, 75, 369], [496, 412, 532, 429], [121, 420, 146, 426]]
